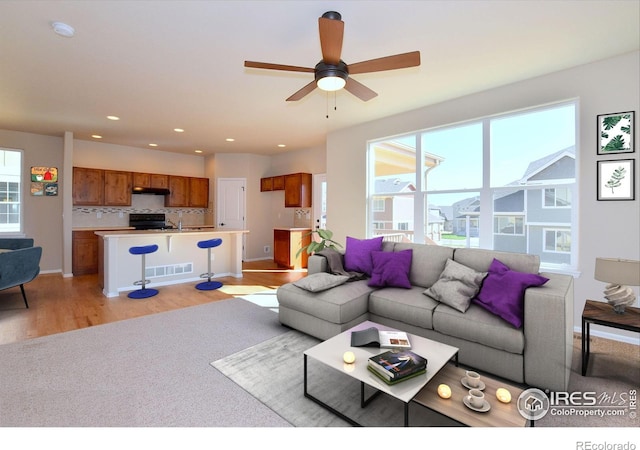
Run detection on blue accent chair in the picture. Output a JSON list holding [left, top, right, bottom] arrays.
[[0, 238, 42, 309]]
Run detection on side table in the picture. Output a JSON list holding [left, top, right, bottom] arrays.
[[581, 300, 640, 376]]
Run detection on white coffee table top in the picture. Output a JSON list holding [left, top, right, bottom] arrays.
[[304, 321, 459, 404]]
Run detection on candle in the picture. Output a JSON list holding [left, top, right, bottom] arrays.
[[437, 384, 452, 399], [343, 351, 356, 364], [496, 387, 512, 403]]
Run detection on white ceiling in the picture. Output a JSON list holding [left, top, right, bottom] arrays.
[[1, 1, 639, 156]]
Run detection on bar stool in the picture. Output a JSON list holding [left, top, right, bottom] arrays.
[[196, 238, 223, 290], [128, 244, 159, 299]]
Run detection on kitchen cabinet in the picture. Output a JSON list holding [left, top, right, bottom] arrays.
[[104, 170, 132, 206], [72, 230, 100, 275], [133, 172, 169, 189], [189, 177, 209, 207], [72, 167, 104, 205], [260, 177, 273, 192], [274, 228, 311, 269], [165, 176, 189, 207], [272, 175, 285, 190], [284, 173, 312, 207]]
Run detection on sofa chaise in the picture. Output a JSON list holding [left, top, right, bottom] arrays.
[[277, 240, 574, 392]]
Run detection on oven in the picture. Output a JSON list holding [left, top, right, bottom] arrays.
[[128, 213, 171, 230]]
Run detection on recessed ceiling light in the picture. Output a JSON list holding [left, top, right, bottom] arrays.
[[277, 144, 286, 148], [149, 143, 158, 147], [194, 149, 203, 154], [174, 128, 184, 133], [107, 115, 120, 121], [225, 138, 235, 142], [91, 135, 102, 139], [52, 22, 75, 38]]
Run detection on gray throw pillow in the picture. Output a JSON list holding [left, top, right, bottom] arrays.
[[424, 259, 487, 312], [294, 273, 350, 292]]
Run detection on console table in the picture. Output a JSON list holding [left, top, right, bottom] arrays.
[[581, 300, 640, 376]]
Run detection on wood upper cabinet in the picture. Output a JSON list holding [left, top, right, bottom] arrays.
[[133, 172, 169, 189], [284, 173, 312, 207], [260, 177, 273, 192], [272, 175, 285, 190], [72, 167, 104, 206], [165, 175, 189, 207], [189, 177, 209, 207], [104, 170, 132, 206]]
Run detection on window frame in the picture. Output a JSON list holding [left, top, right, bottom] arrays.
[[0, 148, 23, 235]]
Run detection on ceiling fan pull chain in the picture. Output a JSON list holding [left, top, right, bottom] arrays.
[[326, 92, 329, 119]]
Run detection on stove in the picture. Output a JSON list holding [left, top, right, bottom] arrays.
[[129, 213, 171, 230]]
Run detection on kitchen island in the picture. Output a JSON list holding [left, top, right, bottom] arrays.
[[95, 228, 248, 297]]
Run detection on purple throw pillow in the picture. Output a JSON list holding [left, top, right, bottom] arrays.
[[344, 236, 384, 276], [368, 250, 413, 289], [473, 258, 549, 328]]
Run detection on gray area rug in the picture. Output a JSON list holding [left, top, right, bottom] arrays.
[[212, 330, 456, 427], [212, 330, 639, 428]]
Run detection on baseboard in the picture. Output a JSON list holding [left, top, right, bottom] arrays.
[[244, 256, 273, 262], [574, 325, 639, 345]]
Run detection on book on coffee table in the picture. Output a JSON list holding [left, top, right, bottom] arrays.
[[350, 326, 411, 349], [368, 349, 427, 383]]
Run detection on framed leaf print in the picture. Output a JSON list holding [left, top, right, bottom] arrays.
[[597, 159, 635, 201], [597, 111, 634, 155]]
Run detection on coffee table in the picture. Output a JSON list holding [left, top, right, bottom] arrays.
[[303, 321, 459, 426], [412, 363, 529, 427]]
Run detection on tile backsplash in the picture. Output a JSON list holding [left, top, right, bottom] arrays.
[[73, 194, 211, 228], [293, 208, 312, 228]]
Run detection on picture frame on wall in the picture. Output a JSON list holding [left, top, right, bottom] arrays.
[[597, 159, 635, 201], [597, 111, 634, 155]]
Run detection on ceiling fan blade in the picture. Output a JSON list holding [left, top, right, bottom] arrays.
[[286, 80, 318, 101], [348, 51, 421, 75], [318, 16, 344, 64], [344, 78, 378, 102], [244, 61, 314, 73]]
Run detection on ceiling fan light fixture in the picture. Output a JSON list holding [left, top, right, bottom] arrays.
[[315, 60, 348, 92], [51, 21, 75, 38]]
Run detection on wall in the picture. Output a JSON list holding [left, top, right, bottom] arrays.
[[0, 129, 64, 272], [326, 50, 640, 342]]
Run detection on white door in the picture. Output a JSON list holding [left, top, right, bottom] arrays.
[[313, 173, 327, 232], [217, 178, 246, 258]]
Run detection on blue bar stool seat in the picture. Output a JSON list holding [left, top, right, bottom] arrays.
[[196, 238, 223, 290], [128, 244, 159, 299]]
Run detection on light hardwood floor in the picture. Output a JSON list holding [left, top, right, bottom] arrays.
[[0, 260, 306, 346]]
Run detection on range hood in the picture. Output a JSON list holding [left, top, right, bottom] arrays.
[[132, 187, 171, 195]]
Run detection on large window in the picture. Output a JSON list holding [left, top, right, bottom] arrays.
[[0, 149, 22, 233], [368, 101, 577, 270]]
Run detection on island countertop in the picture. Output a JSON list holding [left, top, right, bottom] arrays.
[[96, 228, 248, 297]]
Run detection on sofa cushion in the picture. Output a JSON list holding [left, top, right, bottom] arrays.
[[344, 236, 384, 276], [432, 303, 525, 354], [423, 259, 486, 312], [454, 247, 540, 274], [369, 286, 439, 330], [473, 258, 549, 328], [293, 273, 349, 292], [368, 249, 412, 289], [393, 243, 454, 288], [277, 279, 374, 325]]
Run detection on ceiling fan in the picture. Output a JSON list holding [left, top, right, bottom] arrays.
[[244, 11, 421, 102]]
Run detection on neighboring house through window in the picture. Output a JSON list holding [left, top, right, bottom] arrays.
[[367, 101, 577, 271]]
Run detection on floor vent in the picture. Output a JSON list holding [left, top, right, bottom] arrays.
[[145, 262, 193, 278]]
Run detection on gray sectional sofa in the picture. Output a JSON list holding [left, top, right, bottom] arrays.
[[277, 241, 574, 392]]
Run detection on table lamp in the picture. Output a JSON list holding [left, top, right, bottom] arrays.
[[594, 258, 640, 314]]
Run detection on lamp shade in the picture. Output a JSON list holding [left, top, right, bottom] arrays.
[[594, 258, 640, 286]]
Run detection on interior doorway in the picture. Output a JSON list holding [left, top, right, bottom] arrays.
[[216, 178, 246, 260], [312, 173, 327, 232]]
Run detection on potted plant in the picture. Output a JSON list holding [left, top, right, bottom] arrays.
[[296, 228, 343, 257]]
